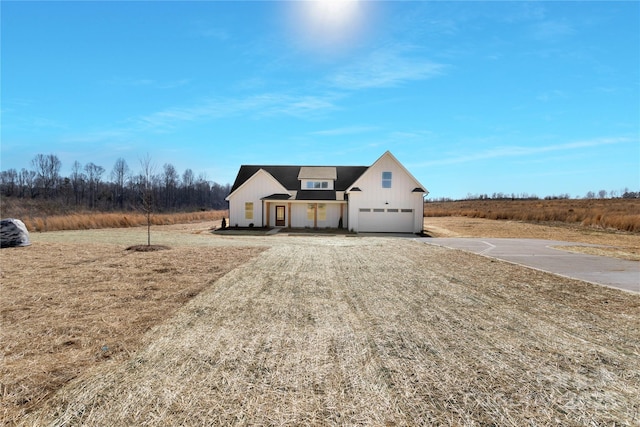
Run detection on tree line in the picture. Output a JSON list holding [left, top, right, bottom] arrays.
[[0, 154, 231, 212], [427, 189, 640, 203]]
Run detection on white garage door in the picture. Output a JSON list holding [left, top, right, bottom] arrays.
[[358, 208, 414, 233]]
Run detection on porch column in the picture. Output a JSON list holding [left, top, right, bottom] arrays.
[[288, 203, 292, 228], [265, 201, 270, 227], [314, 203, 318, 228]]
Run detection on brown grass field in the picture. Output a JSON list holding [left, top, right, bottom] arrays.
[[1, 219, 639, 425], [425, 198, 640, 233], [15, 210, 228, 232]]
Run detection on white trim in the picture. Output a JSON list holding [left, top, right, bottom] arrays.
[[346, 151, 427, 194], [225, 168, 290, 201]]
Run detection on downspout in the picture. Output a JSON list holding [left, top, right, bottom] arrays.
[[261, 199, 265, 228]]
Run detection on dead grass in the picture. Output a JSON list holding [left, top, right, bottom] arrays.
[[3, 232, 639, 426], [0, 222, 640, 426], [18, 210, 228, 232], [0, 242, 265, 424], [425, 198, 640, 232]]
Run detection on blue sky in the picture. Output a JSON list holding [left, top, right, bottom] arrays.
[[2, 1, 638, 200]]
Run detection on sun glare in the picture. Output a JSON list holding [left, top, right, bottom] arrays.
[[307, 0, 360, 29], [289, 0, 368, 57]]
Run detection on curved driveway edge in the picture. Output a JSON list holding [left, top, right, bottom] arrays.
[[420, 238, 640, 294]]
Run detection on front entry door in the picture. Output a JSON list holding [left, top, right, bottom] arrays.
[[275, 205, 286, 226]]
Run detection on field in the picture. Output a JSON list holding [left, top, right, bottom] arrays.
[[425, 198, 640, 233], [13, 210, 228, 232], [1, 219, 640, 425]]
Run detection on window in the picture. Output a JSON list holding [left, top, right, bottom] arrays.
[[387, 209, 399, 213], [359, 208, 371, 212], [382, 172, 392, 188], [401, 209, 413, 213], [306, 181, 329, 189], [245, 202, 253, 220], [373, 208, 385, 212]]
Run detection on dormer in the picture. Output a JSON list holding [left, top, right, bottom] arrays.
[[298, 166, 337, 190]]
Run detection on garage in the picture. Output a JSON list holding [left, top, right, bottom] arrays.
[[358, 208, 415, 233]]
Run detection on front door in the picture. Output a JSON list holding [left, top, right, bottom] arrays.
[[275, 205, 286, 227]]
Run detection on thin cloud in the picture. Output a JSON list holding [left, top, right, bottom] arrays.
[[536, 89, 568, 102], [60, 129, 133, 145], [105, 77, 191, 89], [530, 20, 575, 42], [416, 137, 635, 167], [136, 93, 339, 128], [311, 126, 379, 136], [197, 28, 230, 41], [327, 48, 447, 90], [62, 92, 340, 142]]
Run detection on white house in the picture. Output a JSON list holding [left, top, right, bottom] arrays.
[[225, 151, 428, 233]]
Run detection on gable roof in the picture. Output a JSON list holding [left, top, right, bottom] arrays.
[[227, 151, 426, 201], [229, 165, 368, 194], [225, 168, 290, 201], [346, 151, 427, 194]]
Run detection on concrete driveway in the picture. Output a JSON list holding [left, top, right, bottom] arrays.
[[421, 238, 640, 294]]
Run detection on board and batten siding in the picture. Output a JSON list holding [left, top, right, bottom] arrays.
[[347, 153, 424, 233], [289, 202, 345, 228], [227, 169, 289, 227]]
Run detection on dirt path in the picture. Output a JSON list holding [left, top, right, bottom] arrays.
[[19, 236, 640, 426]]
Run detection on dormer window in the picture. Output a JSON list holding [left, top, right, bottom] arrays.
[[382, 171, 392, 188], [306, 181, 329, 189]]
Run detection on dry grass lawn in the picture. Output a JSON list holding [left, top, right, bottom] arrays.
[[2, 219, 640, 425], [1, 239, 265, 424]]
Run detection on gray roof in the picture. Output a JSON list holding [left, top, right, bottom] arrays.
[[230, 165, 368, 195], [295, 190, 337, 201]]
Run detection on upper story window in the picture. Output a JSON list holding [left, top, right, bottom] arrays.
[[382, 171, 392, 188], [306, 181, 329, 189]]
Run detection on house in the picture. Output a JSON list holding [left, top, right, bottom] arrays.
[[225, 151, 428, 233]]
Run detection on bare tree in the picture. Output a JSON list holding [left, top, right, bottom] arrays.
[[139, 154, 156, 246], [162, 163, 178, 209], [19, 168, 37, 198], [181, 168, 194, 206], [0, 168, 17, 196], [2, 154, 232, 213], [31, 153, 61, 199], [70, 161, 85, 206], [84, 162, 105, 209], [111, 158, 129, 209]]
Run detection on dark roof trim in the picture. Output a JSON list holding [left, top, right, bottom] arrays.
[[296, 190, 337, 201], [261, 193, 292, 200], [412, 187, 426, 193]]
